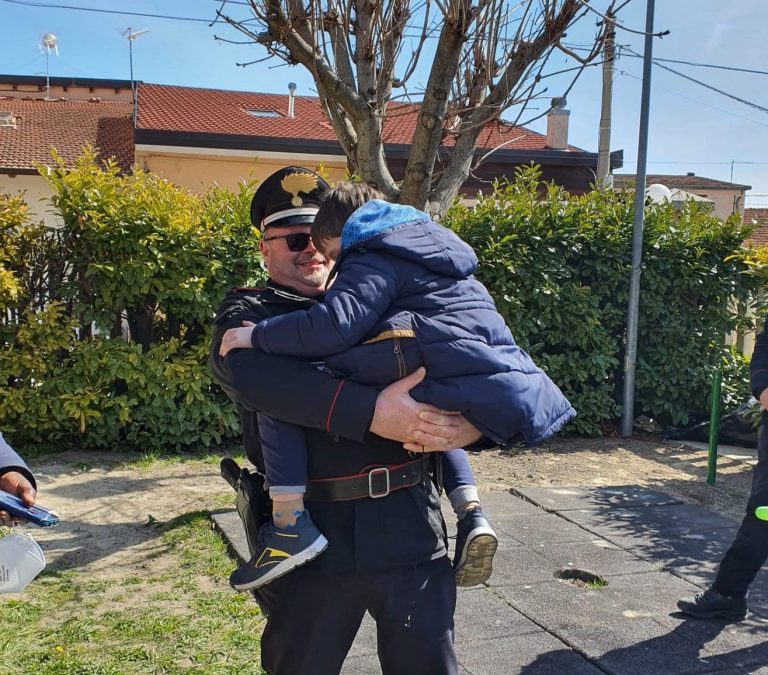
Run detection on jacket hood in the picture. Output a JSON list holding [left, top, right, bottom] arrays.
[[340, 200, 477, 279]]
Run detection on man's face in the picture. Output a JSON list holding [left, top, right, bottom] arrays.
[[260, 224, 334, 297]]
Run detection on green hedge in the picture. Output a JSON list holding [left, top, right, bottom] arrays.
[[1, 149, 263, 451], [1, 158, 765, 450], [445, 167, 764, 434]]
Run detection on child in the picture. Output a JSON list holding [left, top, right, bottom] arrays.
[[221, 183, 576, 591]]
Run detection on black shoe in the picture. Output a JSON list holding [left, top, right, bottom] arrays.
[[677, 588, 747, 621], [454, 507, 498, 587], [220, 457, 241, 491]]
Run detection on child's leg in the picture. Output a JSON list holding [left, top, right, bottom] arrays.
[[441, 449, 480, 515], [258, 413, 308, 527], [441, 449, 498, 588], [230, 415, 327, 592]]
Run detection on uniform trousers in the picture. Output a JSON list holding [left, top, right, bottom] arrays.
[[714, 414, 768, 598], [254, 555, 458, 675]]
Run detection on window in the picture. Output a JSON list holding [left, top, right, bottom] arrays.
[[245, 109, 281, 118], [0, 111, 17, 128]]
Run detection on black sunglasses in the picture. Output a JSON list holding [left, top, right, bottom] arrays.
[[262, 232, 312, 252]]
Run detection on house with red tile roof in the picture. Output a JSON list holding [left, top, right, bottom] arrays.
[[744, 208, 768, 248], [0, 81, 133, 221], [613, 173, 751, 221], [0, 74, 623, 218], [134, 83, 623, 196]]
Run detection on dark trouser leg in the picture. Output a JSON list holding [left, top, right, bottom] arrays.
[[713, 415, 768, 598], [255, 567, 366, 675], [370, 556, 458, 675]]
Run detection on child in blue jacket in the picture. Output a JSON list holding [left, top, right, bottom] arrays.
[[221, 183, 576, 591]]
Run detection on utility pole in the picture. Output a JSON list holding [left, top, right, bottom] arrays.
[[596, 11, 615, 188], [621, 0, 656, 437]]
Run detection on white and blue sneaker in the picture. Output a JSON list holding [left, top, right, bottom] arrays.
[[454, 507, 498, 587], [229, 511, 328, 591]]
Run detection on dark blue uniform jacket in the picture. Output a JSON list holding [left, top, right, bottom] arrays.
[[211, 283, 447, 574], [251, 200, 576, 446]]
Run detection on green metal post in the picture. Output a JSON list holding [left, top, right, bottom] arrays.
[[707, 370, 722, 485]]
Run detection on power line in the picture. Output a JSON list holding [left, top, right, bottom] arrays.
[[622, 46, 768, 115], [618, 70, 768, 129], [0, 0, 215, 23]]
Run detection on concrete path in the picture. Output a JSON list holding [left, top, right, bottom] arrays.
[[213, 486, 768, 674]]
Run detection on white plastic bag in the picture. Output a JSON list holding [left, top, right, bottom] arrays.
[[0, 532, 46, 593]]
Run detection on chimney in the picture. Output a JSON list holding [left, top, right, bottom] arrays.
[[546, 97, 569, 150], [287, 82, 296, 119]]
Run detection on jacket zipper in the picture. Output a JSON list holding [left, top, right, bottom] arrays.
[[394, 337, 405, 379]]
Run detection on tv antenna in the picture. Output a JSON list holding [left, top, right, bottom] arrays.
[[122, 27, 149, 126], [40, 33, 58, 100]]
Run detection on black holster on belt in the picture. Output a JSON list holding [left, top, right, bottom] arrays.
[[221, 458, 272, 557]]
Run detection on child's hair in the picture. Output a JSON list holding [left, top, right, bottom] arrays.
[[312, 181, 384, 252]]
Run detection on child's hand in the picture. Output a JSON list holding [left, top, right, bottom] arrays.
[[219, 321, 256, 357]]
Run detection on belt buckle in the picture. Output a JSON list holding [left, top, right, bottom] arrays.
[[368, 466, 390, 499]]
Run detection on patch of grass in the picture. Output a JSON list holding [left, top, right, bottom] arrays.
[[119, 448, 247, 472], [0, 507, 264, 674], [586, 578, 608, 589]]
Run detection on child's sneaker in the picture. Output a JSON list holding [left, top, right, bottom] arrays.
[[454, 506, 498, 587], [229, 511, 328, 591]]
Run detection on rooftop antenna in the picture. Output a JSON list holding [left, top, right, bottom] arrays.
[[40, 33, 58, 100], [122, 27, 149, 126]]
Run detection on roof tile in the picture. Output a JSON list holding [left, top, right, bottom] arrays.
[[614, 173, 751, 191], [0, 98, 134, 172], [137, 83, 575, 152], [744, 208, 768, 247]]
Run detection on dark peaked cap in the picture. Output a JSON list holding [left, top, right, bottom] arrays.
[[250, 166, 330, 231]]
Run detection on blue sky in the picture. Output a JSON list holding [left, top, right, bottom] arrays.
[[2, 0, 767, 208]]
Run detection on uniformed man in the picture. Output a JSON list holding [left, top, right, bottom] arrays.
[[678, 319, 768, 621], [210, 167, 479, 674]]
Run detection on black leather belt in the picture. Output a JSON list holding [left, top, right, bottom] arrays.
[[304, 458, 428, 502]]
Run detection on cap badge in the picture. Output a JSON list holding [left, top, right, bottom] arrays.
[[281, 172, 319, 207]]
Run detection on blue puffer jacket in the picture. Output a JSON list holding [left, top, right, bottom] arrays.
[[252, 200, 576, 445]]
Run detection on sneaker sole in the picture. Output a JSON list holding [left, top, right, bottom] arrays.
[[231, 535, 329, 591], [455, 528, 498, 588]]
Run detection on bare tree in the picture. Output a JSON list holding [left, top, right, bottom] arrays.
[[215, 0, 623, 216]]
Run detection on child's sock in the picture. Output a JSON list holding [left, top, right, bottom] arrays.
[[447, 486, 480, 517], [272, 494, 305, 528]]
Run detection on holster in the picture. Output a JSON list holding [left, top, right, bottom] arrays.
[[221, 458, 272, 556]]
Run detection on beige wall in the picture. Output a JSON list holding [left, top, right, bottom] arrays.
[[685, 189, 745, 220], [0, 173, 60, 225], [135, 148, 349, 193]]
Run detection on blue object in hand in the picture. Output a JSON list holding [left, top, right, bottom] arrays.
[[0, 490, 59, 527]]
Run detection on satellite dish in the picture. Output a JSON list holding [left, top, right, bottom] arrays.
[[645, 183, 673, 204], [41, 33, 58, 54]]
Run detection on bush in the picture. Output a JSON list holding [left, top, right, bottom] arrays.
[[445, 166, 764, 433], [1, 150, 260, 451]]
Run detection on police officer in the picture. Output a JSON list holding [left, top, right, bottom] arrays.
[[211, 167, 479, 674], [678, 320, 768, 621]]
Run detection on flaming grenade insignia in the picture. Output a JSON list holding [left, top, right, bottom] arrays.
[[281, 172, 319, 207]]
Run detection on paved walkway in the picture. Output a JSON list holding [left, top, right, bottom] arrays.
[[213, 486, 768, 674]]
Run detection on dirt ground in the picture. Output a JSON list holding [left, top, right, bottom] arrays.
[[27, 436, 756, 582]]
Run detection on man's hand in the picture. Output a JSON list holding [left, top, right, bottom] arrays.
[[370, 367, 482, 451], [760, 388, 768, 411], [219, 321, 256, 357], [0, 470, 36, 527]]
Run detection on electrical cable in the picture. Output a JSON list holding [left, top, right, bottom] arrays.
[[0, 0, 214, 23]]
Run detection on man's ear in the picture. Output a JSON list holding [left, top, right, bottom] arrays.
[[259, 237, 270, 263]]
